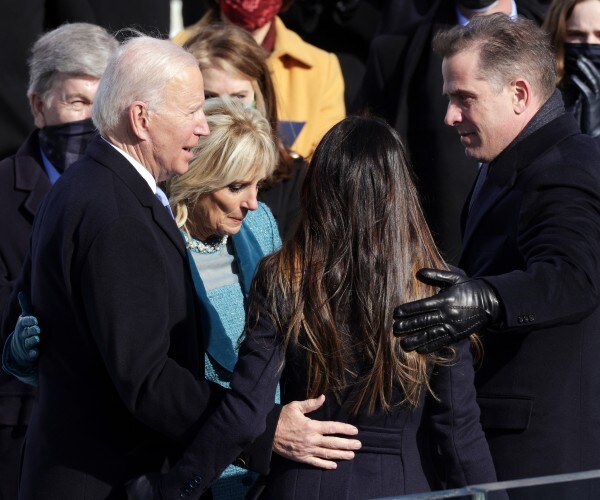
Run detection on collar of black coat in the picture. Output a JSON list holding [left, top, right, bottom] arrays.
[[84, 135, 187, 257], [13, 130, 52, 218], [517, 89, 566, 144], [14, 130, 46, 190], [489, 89, 567, 175], [488, 114, 580, 189]]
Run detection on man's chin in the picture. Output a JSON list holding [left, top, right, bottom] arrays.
[[465, 148, 487, 162]]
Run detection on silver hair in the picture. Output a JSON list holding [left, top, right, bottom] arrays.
[[27, 23, 118, 100], [92, 36, 199, 136]]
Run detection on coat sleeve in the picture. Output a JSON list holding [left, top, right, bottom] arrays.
[[483, 148, 600, 330], [424, 340, 499, 488], [157, 273, 284, 497]]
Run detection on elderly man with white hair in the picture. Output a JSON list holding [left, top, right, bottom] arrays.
[[0, 22, 117, 499]]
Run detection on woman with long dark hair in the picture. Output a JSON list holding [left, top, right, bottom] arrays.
[[139, 116, 498, 499]]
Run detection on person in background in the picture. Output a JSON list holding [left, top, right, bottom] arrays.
[[279, 0, 384, 108], [137, 115, 500, 500], [394, 13, 600, 484], [173, 0, 346, 159], [183, 23, 306, 240], [0, 22, 117, 499], [352, 0, 519, 265], [0, 1, 172, 162], [544, 0, 600, 139]]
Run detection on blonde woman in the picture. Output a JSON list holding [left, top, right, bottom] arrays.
[[165, 96, 280, 497]]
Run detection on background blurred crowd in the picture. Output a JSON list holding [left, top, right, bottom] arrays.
[[3, 0, 600, 499]]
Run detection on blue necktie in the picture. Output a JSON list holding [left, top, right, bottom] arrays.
[[155, 187, 174, 218], [469, 162, 489, 213]]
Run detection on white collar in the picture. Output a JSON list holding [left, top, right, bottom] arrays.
[[101, 136, 157, 194]]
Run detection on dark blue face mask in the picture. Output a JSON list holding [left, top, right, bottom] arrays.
[[458, 0, 497, 8], [564, 43, 600, 78], [38, 117, 97, 173]]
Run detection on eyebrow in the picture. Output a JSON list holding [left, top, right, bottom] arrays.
[[64, 92, 93, 101]]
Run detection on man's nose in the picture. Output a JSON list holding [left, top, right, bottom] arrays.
[[194, 115, 210, 137], [444, 102, 462, 127]]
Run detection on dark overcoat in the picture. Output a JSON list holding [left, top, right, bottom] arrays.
[[1, 136, 273, 499], [157, 277, 498, 499], [0, 130, 48, 499], [460, 113, 600, 481]]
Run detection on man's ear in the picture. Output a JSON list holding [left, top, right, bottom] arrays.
[[29, 93, 46, 129], [129, 101, 151, 140], [512, 79, 531, 114]]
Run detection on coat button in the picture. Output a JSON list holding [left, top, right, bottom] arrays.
[[518, 316, 523, 323], [529, 314, 535, 321]]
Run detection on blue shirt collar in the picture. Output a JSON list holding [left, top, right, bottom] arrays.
[[40, 147, 61, 185]]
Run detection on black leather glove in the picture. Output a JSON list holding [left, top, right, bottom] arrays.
[[393, 268, 501, 354], [571, 55, 600, 138]]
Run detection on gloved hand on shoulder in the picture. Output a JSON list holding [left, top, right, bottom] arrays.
[[393, 268, 501, 354]]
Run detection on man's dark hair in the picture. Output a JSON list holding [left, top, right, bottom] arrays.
[[433, 13, 556, 101]]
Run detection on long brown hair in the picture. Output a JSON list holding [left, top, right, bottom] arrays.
[[251, 116, 450, 414]]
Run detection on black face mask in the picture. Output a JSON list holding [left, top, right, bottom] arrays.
[[564, 43, 600, 78], [458, 0, 497, 9], [38, 118, 97, 173]]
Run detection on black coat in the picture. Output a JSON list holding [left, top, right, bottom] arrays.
[[460, 113, 600, 481], [352, 1, 478, 264], [353, 1, 554, 265], [0, 130, 48, 499], [158, 275, 498, 499], [0, 136, 274, 499], [0, 131, 51, 312]]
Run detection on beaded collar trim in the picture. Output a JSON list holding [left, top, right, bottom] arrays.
[[185, 233, 229, 254]]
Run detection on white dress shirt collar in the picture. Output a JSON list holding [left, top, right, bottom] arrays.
[[101, 136, 157, 194]]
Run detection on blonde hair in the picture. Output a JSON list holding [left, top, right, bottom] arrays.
[[166, 97, 277, 234]]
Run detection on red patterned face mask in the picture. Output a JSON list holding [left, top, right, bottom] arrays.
[[220, 0, 282, 31]]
